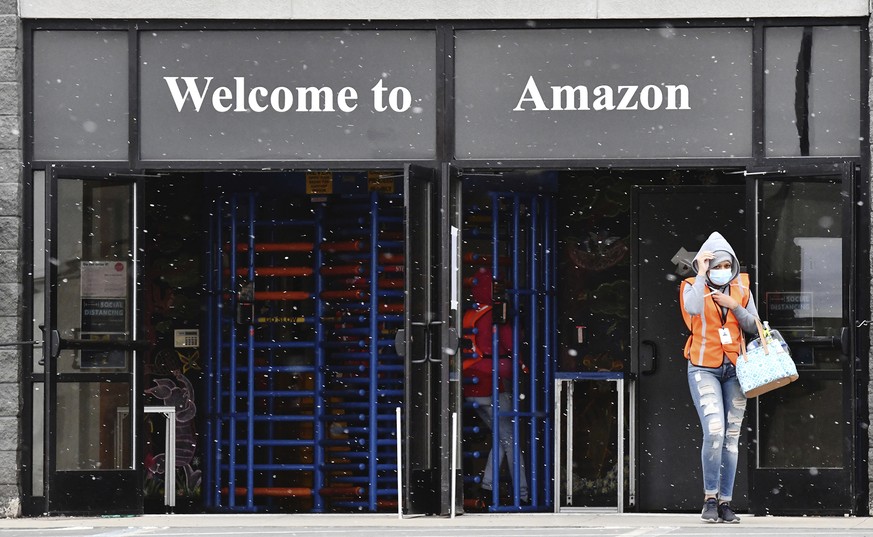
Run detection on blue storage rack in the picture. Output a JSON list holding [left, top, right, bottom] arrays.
[[461, 191, 556, 512], [205, 187, 404, 513]]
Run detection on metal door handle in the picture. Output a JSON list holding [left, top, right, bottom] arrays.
[[783, 335, 842, 347], [427, 320, 444, 363], [639, 340, 657, 374], [409, 322, 428, 364], [840, 326, 849, 356], [394, 329, 406, 357], [49, 329, 150, 360]]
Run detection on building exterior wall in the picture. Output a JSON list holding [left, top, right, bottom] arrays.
[[0, 0, 19, 519], [869, 21, 873, 517], [13, 0, 873, 518], [17, 0, 871, 20]]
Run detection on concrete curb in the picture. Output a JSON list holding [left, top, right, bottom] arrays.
[[0, 513, 871, 530]]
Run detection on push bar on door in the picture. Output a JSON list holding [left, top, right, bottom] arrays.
[[48, 329, 150, 360]]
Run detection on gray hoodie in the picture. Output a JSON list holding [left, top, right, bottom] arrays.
[[683, 232, 759, 335]]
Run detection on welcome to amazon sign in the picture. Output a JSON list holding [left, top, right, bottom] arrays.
[[455, 28, 754, 160], [139, 31, 436, 161]]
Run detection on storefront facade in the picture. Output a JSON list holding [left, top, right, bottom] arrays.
[[5, 0, 871, 518]]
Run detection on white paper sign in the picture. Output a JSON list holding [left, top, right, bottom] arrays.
[[80, 261, 128, 298]]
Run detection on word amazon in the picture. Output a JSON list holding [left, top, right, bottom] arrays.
[[513, 76, 691, 112]]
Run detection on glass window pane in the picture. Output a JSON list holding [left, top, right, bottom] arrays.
[[558, 380, 620, 509], [56, 179, 134, 374], [757, 378, 843, 468], [55, 382, 131, 470], [33, 171, 45, 374], [139, 30, 436, 161], [32, 382, 44, 495], [455, 28, 753, 159], [556, 173, 630, 373], [32, 31, 129, 161], [764, 27, 804, 157], [758, 179, 842, 364], [756, 178, 845, 470], [765, 26, 861, 157], [808, 27, 861, 156]]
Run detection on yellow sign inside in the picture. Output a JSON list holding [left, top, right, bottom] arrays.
[[306, 172, 334, 194], [367, 171, 395, 193]]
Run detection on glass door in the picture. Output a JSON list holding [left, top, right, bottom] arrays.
[[631, 185, 748, 511], [747, 163, 857, 515], [402, 164, 445, 515], [44, 167, 142, 514], [400, 164, 463, 516]]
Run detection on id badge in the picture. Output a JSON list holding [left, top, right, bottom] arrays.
[[718, 327, 733, 345]]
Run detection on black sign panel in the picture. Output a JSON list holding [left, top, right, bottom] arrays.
[[32, 30, 129, 161], [455, 28, 754, 160], [139, 30, 437, 161]]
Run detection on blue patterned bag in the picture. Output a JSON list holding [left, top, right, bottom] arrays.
[[736, 319, 799, 398]]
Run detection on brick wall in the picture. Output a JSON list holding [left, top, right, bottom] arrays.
[[0, 0, 21, 519]]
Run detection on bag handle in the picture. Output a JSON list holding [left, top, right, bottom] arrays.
[[740, 317, 770, 362]]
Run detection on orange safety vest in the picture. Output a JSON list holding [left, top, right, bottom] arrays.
[[462, 306, 492, 370], [679, 273, 751, 367], [462, 306, 528, 377]]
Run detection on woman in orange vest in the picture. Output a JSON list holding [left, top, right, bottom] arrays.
[[463, 268, 529, 504], [679, 232, 759, 524]]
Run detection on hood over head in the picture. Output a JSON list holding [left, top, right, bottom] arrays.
[[691, 231, 740, 284], [710, 250, 733, 268]]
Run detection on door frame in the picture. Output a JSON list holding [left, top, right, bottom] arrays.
[[630, 182, 749, 512], [629, 164, 865, 514], [744, 162, 859, 515], [441, 163, 464, 515], [402, 164, 462, 516], [43, 164, 145, 515]]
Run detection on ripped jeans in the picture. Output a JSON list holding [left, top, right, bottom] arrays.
[[687, 362, 747, 502]]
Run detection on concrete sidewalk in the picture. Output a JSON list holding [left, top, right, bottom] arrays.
[[0, 513, 871, 530]]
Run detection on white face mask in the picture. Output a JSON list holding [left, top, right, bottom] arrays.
[[709, 268, 732, 286]]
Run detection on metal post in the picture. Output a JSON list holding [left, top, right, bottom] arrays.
[[368, 192, 379, 512], [553, 380, 562, 513], [544, 196, 555, 508], [489, 192, 500, 508], [212, 196, 225, 508], [121, 406, 176, 508], [396, 406, 403, 519], [628, 379, 636, 509], [450, 411, 458, 518], [528, 195, 539, 506], [228, 195, 239, 508], [204, 197, 215, 507], [132, 185, 140, 476], [617, 378, 625, 513], [166, 408, 177, 508], [246, 193, 256, 509], [313, 204, 326, 512], [566, 381, 574, 507]]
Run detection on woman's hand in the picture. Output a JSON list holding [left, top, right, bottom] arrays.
[[711, 290, 740, 310], [695, 250, 714, 276]]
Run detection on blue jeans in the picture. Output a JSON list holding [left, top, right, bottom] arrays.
[[469, 393, 529, 501], [687, 362, 747, 502]]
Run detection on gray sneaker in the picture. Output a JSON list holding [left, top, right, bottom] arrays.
[[719, 502, 740, 523], [701, 498, 719, 523]]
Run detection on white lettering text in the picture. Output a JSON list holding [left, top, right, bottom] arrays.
[[513, 77, 692, 113], [164, 76, 213, 112]]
